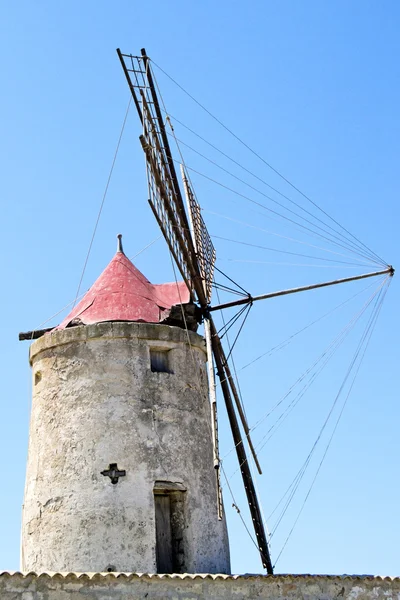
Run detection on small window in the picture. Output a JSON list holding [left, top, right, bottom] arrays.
[[34, 371, 42, 385], [150, 349, 171, 373]]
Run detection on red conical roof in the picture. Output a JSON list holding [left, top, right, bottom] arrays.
[[56, 246, 190, 330]]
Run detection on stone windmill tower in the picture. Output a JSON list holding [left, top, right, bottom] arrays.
[[21, 237, 230, 574]]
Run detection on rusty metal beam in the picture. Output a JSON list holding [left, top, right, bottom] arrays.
[[209, 315, 273, 573], [209, 267, 394, 313]]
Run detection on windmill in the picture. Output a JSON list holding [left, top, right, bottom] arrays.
[[117, 48, 393, 574]]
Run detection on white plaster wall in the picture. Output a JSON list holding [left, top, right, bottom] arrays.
[[21, 322, 230, 574], [1, 573, 399, 600]]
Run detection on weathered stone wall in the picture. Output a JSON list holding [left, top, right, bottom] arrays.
[[21, 322, 230, 574], [1, 573, 399, 600]]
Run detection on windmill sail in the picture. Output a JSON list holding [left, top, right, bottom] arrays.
[[117, 48, 205, 305], [117, 47, 274, 573], [180, 166, 216, 303]]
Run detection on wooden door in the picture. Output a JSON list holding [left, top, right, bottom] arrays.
[[154, 494, 173, 573]]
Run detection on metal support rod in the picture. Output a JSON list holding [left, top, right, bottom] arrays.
[[203, 318, 220, 470], [220, 349, 263, 475], [204, 318, 224, 519], [209, 267, 394, 313], [209, 316, 273, 573]]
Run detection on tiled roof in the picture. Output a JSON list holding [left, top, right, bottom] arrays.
[[0, 572, 398, 581], [56, 247, 190, 330]]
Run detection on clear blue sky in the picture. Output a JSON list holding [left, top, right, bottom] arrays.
[[0, 1, 399, 575]]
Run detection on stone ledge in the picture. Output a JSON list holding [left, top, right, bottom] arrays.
[[1, 572, 399, 580], [0, 572, 399, 600], [29, 321, 206, 364]]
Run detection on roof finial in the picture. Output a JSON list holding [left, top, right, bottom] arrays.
[[117, 234, 125, 254]]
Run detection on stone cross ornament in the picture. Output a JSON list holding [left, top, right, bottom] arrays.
[[101, 463, 126, 485]]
